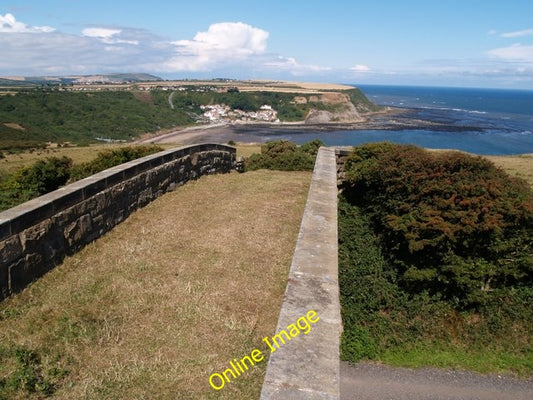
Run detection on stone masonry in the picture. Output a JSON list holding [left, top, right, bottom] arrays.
[[260, 147, 341, 399], [0, 143, 235, 300]]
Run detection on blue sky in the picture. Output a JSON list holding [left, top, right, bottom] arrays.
[[1, 0, 533, 88]]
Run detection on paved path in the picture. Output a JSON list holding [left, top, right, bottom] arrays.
[[340, 361, 533, 400]]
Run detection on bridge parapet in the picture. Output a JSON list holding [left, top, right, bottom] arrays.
[[260, 147, 341, 400], [0, 143, 235, 300]]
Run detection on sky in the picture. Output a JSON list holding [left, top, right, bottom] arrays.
[[1, 0, 533, 89]]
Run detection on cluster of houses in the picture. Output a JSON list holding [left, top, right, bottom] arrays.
[[60, 84, 228, 93], [200, 104, 279, 123]]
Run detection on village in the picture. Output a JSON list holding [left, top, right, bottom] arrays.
[[200, 103, 280, 123]]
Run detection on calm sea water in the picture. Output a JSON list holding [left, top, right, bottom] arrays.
[[236, 85, 533, 155]]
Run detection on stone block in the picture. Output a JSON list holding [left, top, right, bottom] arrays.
[[64, 214, 93, 247], [0, 235, 22, 264], [19, 218, 53, 253]]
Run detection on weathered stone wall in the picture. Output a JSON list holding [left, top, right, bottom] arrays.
[[0, 144, 235, 300], [335, 147, 352, 187]]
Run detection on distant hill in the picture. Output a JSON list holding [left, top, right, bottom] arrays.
[[0, 73, 162, 86], [0, 78, 36, 87]]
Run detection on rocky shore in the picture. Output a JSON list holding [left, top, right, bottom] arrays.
[[138, 107, 484, 145]]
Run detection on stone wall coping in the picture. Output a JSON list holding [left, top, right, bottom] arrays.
[[0, 143, 235, 241], [260, 146, 340, 399]]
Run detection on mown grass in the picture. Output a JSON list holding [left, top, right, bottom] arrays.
[[380, 345, 533, 375], [0, 170, 311, 399]]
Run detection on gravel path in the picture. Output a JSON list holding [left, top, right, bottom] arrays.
[[340, 361, 533, 400]]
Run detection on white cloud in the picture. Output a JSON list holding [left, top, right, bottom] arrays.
[[0, 13, 54, 33], [0, 16, 333, 80], [350, 64, 371, 73], [82, 27, 139, 45], [164, 22, 269, 71], [82, 27, 121, 39], [488, 43, 533, 61], [500, 28, 533, 38], [263, 56, 331, 75]]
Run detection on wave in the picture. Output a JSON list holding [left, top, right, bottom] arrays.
[[417, 105, 487, 115]]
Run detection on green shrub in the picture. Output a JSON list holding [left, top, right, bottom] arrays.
[[339, 183, 533, 371], [342, 142, 533, 308], [244, 139, 323, 171], [299, 138, 324, 156], [0, 145, 162, 211], [1, 156, 73, 207], [69, 145, 162, 181]]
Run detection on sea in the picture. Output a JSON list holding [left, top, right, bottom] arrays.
[[239, 85, 533, 155]]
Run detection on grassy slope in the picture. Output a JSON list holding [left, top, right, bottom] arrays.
[[0, 91, 194, 148], [485, 154, 533, 187], [0, 170, 311, 399]]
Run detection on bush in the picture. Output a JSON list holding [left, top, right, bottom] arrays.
[[69, 145, 162, 181], [0, 145, 163, 211], [244, 139, 323, 172], [342, 142, 533, 308], [339, 162, 533, 370], [11, 156, 72, 196], [299, 138, 324, 156]]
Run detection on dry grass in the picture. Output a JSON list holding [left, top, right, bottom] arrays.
[[0, 170, 311, 399], [484, 154, 533, 187], [0, 144, 257, 177], [0, 144, 175, 176], [236, 144, 261, 159], [136, 80, 353, 93]]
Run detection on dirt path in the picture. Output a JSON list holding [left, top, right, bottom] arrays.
[[167, 91, 175, 109], [340, 361, 533, 400], [136, 123, 231, 144]]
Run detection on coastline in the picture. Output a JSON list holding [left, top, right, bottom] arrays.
[[136, 107, 485, 146]]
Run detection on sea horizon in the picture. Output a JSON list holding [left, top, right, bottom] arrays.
[[233, 84, 533, 156]]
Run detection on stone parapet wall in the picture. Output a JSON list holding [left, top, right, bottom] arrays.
[[0, 143, 235, 300], [260, 147, 341, 399], [334, 147, 352, 187]]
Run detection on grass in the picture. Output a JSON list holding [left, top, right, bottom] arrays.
[[0, 169, 312, 399], [0, 144, 258, 177], [485, 154, 533, 187], [235, 144, 261, 159], [0, 144, 177, 176], [380, 345, 533, 375]]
